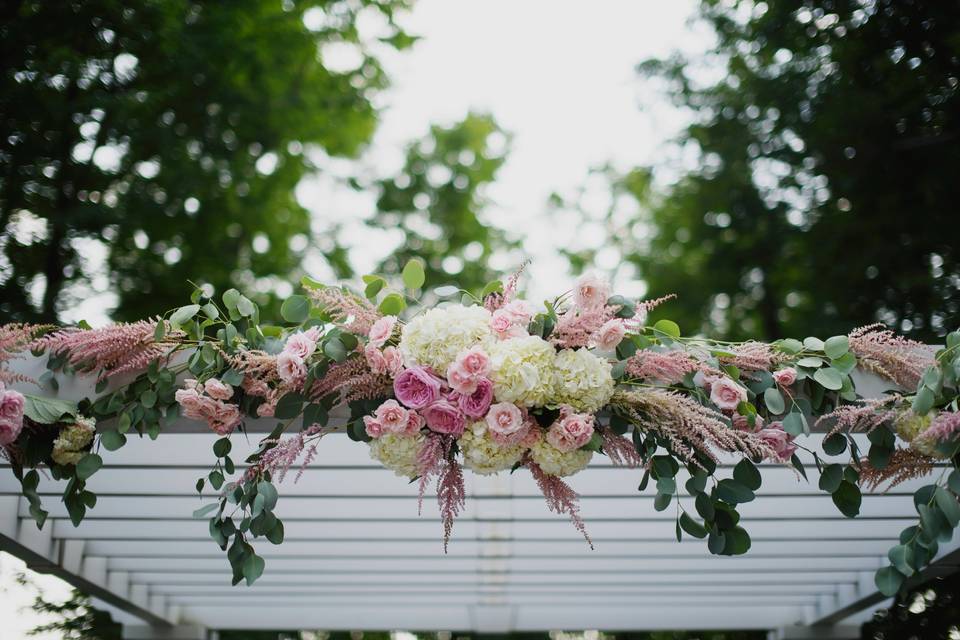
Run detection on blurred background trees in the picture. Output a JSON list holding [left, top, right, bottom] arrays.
[[0, 0, 412, 322], [614, 0, 960, 342], [2, 0, 958, 343]]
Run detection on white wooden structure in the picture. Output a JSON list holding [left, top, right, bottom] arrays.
[[1, 357, 957, 639]]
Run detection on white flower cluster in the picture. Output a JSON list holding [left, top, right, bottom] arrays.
[[399, 305, 493, 371], [488, 335, 557, 407], [529, 436, 593, 477], [552, 348, 616, 413], [369, 433, 424, 478], [51, 416, 96, 466], [459, 422, 525, 475]]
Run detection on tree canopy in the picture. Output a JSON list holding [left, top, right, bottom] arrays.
[[610, 0, 959, 342], [1, 0, 412, 322]]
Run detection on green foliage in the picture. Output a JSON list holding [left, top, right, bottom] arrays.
[[369, 113, 516, 293], [0, 0, 413, 322], [600, 1, 960, 341]]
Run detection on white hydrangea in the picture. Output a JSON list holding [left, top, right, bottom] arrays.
[[488, 335, 556, 407], [399, 304, 493, 371], [369, 433, 424, 479], [552, 348, 615, 413], [459, 422, 524, 475], [529, 437, 593, 477]]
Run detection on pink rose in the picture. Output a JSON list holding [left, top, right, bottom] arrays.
[[546, 407, 595, 452], [519, 422, 542, 447], [594, 319, 626, 351], [368, 316, 397, 348], [502, 300, 534, 326], [490, 416, 534, 447], [365, 345, 387, 375], [175, 388, 206, 420], [422, 400, 466, 436], [732, 413, 764, 432], [402, 410, 424, 436], [0, 389, 25, 446], [773, 368, 797, 388], [277, 351, 307, 385], [382, 346, 404, 376], [457, 378, 494, 419], [490, 310, 526, 339], [363, 415, 383, 438], [485, 402, 524, 436], [203, 378, 234, 401], [456, 346, 491, 378], [758, 422, 797, 462], [574, 273, 611, 310], [693, 370, 721, 391], [206, 401, 241, 436], [709, 377, 747, 412], [256, 400, 276, 418], [446, 362, 479, 394], [374, 399, 412, 434], [393, 366, 443, 409], [283, 331, 317, 360]]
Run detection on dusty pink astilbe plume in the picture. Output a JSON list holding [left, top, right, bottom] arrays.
[[915, 411, 960, 445], [437, 455, 466, 552], [0, 323, 53, 385], [310, 357, 392, 403], [858, 447, 936, 491], [219, 348, 280, 385], [485, 260, 531, 311], [308, 286, 382, 335], [33, 319, 181, 381], [848, 324, 935, 389], [636, 294, 677, 316], [417, 433, 452, 514], [612, 389, 774, 464], [599, 428, 643, 468], [718, 341, 785, 372], [526, 456, 593, 548], [816, 396, 901, 436], [624, 350, 701, 384], [550, 306, 615, 349], [253, 423, 328, 484]]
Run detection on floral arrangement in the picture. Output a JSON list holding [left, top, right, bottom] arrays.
[[1, 262, 958, 597]]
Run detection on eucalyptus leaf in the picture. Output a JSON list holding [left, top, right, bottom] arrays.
[[402, 259, 426, 290]]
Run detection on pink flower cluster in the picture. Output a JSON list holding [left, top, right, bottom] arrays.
[[484, 402, 537, 446], [175, 378, 241, 435], [276, 327, 321, 385], [367, 347, 500, 439], [0, 382, 25, 446], [550, 274, 627, 350], [546, 405, 595, 452], [490, 300, 534, 339], [695, 372, 748, 412], [363, 316, 404, 376]]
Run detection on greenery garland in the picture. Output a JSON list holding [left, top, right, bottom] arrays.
[[1, 261, 958, 595]]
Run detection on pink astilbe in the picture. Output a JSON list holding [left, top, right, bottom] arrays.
[[33, 319, 181, 381], [311, 357, 392, 403], [718, 341, 785, 372], [526, 455, 593, 549], [624, 350, 701, 384], [219, 348, 280, 385], [308, 286, 382, 335], [636, 293, 677, 316], [484, 260, 531, 311], [848, 324, 935, 389], [599, 428, 643, 468], [816, 396, 901, 436], [915, 411, 960, 445], [0, 323, 52, 385], [858, 447, 936, 491], [612, 388, 774, 464], [437, 455, 465, 552], [253, 423, 328, 484], [416, 433, 452, 514], [550, 306, 615, 349]]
